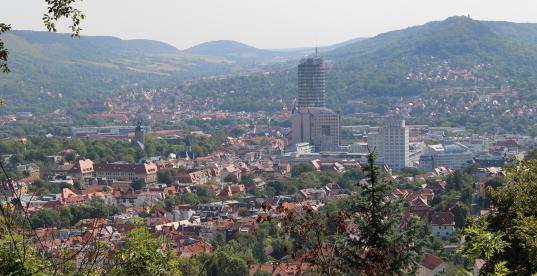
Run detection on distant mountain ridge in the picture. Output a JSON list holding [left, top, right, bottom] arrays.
[[324, 16, 537, 98], [185, 40, 300, 64], [187, 40, 268, 56], [0, 30, 361, 112], [5, 16, 537, 113], [185, 37, 369, 59], [329, 16, 537, 60], [0, 31, 247, 112], [273, 37, 368, 54], [8, 30, 180, 57], [182, 16, 537, 111]]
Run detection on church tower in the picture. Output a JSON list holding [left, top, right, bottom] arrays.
[[134, 124, 145, 145]]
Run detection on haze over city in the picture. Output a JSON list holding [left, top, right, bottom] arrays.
[[1, 1, 537, 275], [2, 0, 537, 49]]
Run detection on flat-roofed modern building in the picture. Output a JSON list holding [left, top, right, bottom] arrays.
[[292, 107, 341, 152], [419, 143, 474, 172], [367, 120, 410, 171], [70, 126, 150, 138], [94, 162, 158, 184]]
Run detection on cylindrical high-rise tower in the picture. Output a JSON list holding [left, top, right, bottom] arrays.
[[297, 57, 326, 108]]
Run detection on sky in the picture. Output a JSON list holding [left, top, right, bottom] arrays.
[[2, 0, 537, 50]]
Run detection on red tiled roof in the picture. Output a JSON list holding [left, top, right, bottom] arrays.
[[430, 211, 455, 226], [69, 159, 94, 174], [420, 253, 444, 270], [182, 241, 212, 255], [249, 262, 311, 276], [411, 196, 430, 207], [426, 180, 447, 192]]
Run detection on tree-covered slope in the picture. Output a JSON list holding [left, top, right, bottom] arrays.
[[183, 16, 537, 111], [186, 40, 300, 64], [0, 31, 293, 112]]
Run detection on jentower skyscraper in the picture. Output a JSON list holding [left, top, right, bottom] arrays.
[[292, 54, 340, 152], [297, 56, 326, 108]]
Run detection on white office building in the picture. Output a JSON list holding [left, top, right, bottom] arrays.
[[367, 120, 410, 171], [419, 143, 474, 171]]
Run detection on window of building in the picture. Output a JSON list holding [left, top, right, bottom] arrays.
[[322, 125, 330, 136]]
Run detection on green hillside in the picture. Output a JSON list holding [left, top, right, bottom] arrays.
[[0, 31, 295, 113], [183, 16, 537, 111], [5, 17, 537, 113], [186, 40, 299, 64]]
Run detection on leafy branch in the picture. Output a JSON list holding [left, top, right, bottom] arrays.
[[0, 23, 11, 74], [0, 0, 85, 104], [42, 0, 85, 36]]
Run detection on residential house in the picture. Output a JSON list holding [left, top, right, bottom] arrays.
[[409, 196, 432, 220], [219, 184, 246, 197], [430, 211, 455, 238], [298, 188, 327, 201], [67, 159, 94, 184], [433, 167, 454, 177], [410, 188, 435, 203], [116, 191, 163, 207], [418, 253, 445, 276], [176, 170, 211, 185], [179, 240, 212, 257], [61, 188, 88, 206], [6, 176, 38, 196], [16, 163, 41, 178], [426, 180, 447, 195]]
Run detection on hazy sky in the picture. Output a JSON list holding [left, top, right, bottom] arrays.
[[2, 0, 537, 49]]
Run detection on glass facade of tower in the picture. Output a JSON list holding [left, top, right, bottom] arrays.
[[298, 57, 326, 108]]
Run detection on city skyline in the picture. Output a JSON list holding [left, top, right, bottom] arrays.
[[0, 2, 535, 275]]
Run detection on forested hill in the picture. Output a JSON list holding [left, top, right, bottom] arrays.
[[5, 17, 537, 113], [0, 31, 303, 112], [0, 31, 222, 112], [185, 40, 298, 64], [8, 30, 181, 56], [183, 16, 537, 111], [327, 16, 537, 94]]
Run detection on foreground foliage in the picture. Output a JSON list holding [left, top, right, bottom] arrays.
[[111, 227, 182, 276], [277, 152, 424, 275], [460, 159, 537, 275]]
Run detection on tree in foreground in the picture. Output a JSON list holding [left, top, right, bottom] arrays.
[[275, 151, 424, 275], [0, 231, 51, 275], [111, 227, 181, 276], [337, 151, 424, 275], [459, 159, 537, 275]]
